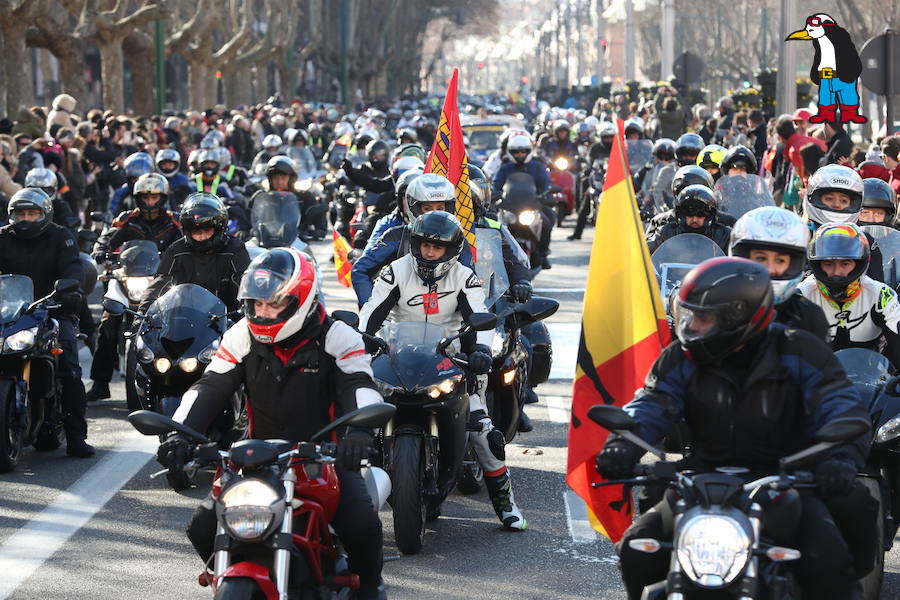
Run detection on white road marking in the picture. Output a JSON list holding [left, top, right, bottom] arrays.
[[547, 322, 580, 380], [533, 287, 586, 293], [0, 432, 156, 599], [544, 395, 571, 424], [564, 490, 599, 544]]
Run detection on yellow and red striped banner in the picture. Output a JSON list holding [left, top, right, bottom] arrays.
[[333, 230, 353, 288]]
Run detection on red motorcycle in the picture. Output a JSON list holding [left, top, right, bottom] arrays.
[[129, 403, 395, 600], [549, 156, 576, 226]]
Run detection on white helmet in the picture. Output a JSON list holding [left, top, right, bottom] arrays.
[[803, 164, 864, 226], [624, 117, 644, 135], [263, 134, 283, 151], [404, 173, 456, 222], [729, 206, 810, 305], [583, 115, 599, 130], [506, 133, 533, 164], [597, 121, 617, 137]]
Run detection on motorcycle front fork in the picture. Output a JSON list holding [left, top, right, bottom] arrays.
[[274, 468, 298, 600]]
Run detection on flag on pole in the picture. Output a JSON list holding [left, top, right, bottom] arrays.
[[565, 120, 671, 542], [333, 230, 353, 288], [424, 68, 476, 250]]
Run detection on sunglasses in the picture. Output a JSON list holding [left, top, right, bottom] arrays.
[[805, 16, 834, 27]]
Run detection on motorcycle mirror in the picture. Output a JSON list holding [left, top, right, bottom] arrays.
[[53, 278, 80, 295], [467, 312, 497, 332], [310, 403, 397, 442], [332, 310, 360, 330], [814, 415, 871, 443], [587, 405, 636, 431], [90, 211, 108, 223], [102, 298, 127, 316], [518, 297, 560, 323], [79, 229, 99, 242], [127, 409, 211, 443]]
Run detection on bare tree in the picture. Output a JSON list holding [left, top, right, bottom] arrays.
[[25, 2, 86, 102], [1, 0, 42, 115]]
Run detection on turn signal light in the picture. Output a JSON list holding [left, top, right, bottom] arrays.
[[50, 347, 64, 355]]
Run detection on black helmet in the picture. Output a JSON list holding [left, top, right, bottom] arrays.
[[859, 178, 897, 226], [8, 188, 54, 239], [468, 164, 491, 212], [675, 133, 704, 166], [652, 138, 676, 161], [286, 129, 308, 146], [366, 139, 389, 169], [410, 211, 465, 283], [808, 223, 871, 302], [179, 192, 228, 252], [720, 145, 758, 176], [673, 257, 774, 364], [355, 131, 376, 150], [674, 185, 718, 234], [266, 156, 296, 191], [671, 165, 715, 197], [133, 173, 170, 221]]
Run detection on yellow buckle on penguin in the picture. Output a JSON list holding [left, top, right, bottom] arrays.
[[820, 68, 834, 79]]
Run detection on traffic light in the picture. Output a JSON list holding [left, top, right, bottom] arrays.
[[215, 70, 222, 80], [600, 39, 608, 53], [520, 76, 529, 84], [477, 62, 485, 70]]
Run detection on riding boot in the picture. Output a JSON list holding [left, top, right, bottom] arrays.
[[484, 470, 526, 531], [468, 408, 526, 530]]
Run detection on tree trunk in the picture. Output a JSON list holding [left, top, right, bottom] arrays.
[[3, 23, 33, 115], [57, 47, 86, 100], [223, 64, 252, 108], [98, 39, 125, 113], [124, 32, 154, 115], [188, 61, 211, 110], [0, 24, 6, 116]]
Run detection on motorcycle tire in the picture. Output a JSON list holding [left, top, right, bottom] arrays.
[[33, 384, 64, 452], [556, 203, 566, 227], [390, 434, 426, 555], [0, 380, 23, 473], [859, 477, 884, 600], [213, 577, 266, 600], [456, 444, 484, 495], [124, 340, 141, 414]]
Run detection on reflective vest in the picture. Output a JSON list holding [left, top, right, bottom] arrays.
[[195, 174, 220, 196]]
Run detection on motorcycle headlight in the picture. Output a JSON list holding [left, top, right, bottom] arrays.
[[518, 210, 538, 226], [198, 339, 220, 363], [219, 479, 283, 541], [425, 374, 463, 399], [4, 327, 38, 352], [376, 379, 402, 397], [554, 157, 569, 170], [675, 514, 751, 587], [179, 357, 199, 372], [124, 276, 153, 302], [154, 357, 171, 373], [490, 334, 505, 358], [876, 414, 900, 444]]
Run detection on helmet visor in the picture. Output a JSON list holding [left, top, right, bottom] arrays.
[[673, 298, 722, 344], [239, 265, 291, 304], [810, 230, 867, 260]]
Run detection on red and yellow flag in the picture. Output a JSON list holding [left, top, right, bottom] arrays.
[[333, 230, 353, 288], [565, 120, 671, 542], [424, 68, 476, 249]]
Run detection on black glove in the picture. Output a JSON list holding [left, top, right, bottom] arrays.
[[157, 432, 192, 469], [510, 281, 533, 303], [340, 158, 353, 173], [59, 290, 84, 313], [467, 344, 492, 375], [595, 438, 642, 481], [336, 429, 374, 471], [363, 335, 387, 356], [816, 457, 858, 497]]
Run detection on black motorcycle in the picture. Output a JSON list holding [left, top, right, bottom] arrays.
[[498, 172, 545, 279], [0, 276, 80, 472]]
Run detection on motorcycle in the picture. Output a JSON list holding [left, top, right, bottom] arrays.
[[859, 225, 900, 290], [650, 233, 725, 314], [588, 403, 873, 599], [0, 276, 80, 472], [715, 174, 775, 222], [127, 403, 395, 600], [549, 155, 577, 226], [498, 172, 544, 279]]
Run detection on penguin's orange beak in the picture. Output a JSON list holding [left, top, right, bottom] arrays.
[[786, 29, 812, 41]]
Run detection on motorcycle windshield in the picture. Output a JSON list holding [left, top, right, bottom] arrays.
[[118, 239, 160, 276], [373, 321, 463, 392], [834, 348, 894, 410], [146, 284, 227, 358], [474, 229, 510, 308], [500, 172, 539, 211], [0, 275, 33, 324], [715, 174, 774, 220], [651, 233, 725, 300], [860, 226, 900, 290], [327, 144, 348, 169], [251, 192, 301, 247], [625, 139, 653, 174]]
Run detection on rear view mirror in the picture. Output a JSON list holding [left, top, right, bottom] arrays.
[[518, 297, 559, 323], [332, 310, 360, 330], [90, 211, 107, 223], [814, 416, 870, 443], [102, 298, 126, 316], [310, 403, 396, 441], [587, 405, 636, 432], [467, 312, 497, 332], [128, 409, 210, 442], [53, 279, 80, 294]]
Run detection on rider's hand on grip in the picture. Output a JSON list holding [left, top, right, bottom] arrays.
[[340, 158, 353, 174], [335, 429, 374, 471], [815, 456, 858, 497], [157, 432, 192, 469], [510, 281, 533, 303], [467, 345, 492, 375], [595, 437, 642, 481]]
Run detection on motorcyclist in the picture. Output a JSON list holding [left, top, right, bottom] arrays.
[[597, 256, 871, 600], [306, 122, 328, 160], [637, 138, 677, 211], [155, 149, 191, 210], [216, 147, 248, 192], [357, 157, 426, 251], [643, 165, 716, 238], [673, 133, 704, 167], [140, 193, 250, 314], [86, 173, 182, 402], [189, 149, 234, 202], [109, 151, 154, 216], [646, 185, 731, 254], [0, 188, 93, 457], [341, 139, 391, 192], [491, 133, 554, 269], [623, 117, 644, 141], [250, 134, 283, 171], [159, 247, 388, 600], [358, 211, 526, 531], [544, 120, 578, 164], [858, 178, 897, 228], [246, 155, 321, 239], [720, 144, 758, 177], [23, 167, 77, 230], [588, 121, 616, 163], [695, 143, 727, 181], [799, 222, 900, 366], [730, 207, 829, 340], [285, 128, 317, 176]]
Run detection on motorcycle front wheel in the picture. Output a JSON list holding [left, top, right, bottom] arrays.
[[124, 340, 141, 413], [0, 380, 23, 472], [390, 434, 426, 555], [457, 443, 484, 495], [213, 577, 266, 600]]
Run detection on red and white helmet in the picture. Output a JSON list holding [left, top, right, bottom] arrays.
[[238, 247, 319, 344]]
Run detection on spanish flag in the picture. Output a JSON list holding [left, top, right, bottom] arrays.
[[565, 120, 671, 542], [333, 230, 353, 288], [424, 68, 476, 250]]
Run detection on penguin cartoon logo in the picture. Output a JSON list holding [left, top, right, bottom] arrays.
[[786, 13, 867, 124]]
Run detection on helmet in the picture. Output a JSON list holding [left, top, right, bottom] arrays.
[[8, 188, 53, 239], [673, 257, 774, 364], [729, 207, 809, 304], [671, 165, 715, 196], [355, 131, 376, 149], [155, 148, 181, 176], [262, 134, 283, 151], [266, 156, 297, 191], [197, 149, 220, 179], [859, 178, 897, 226], [410, 211, 465, 284], [675, 133, 704, 166], [179, 192, 228, 252], [132, 173, 170, 221], [808, 223, 870, 303], [652, 138, 676, 161], [397, 128, 418, 144], [696, 144, 727, 171], [215, 147, 232, 168], [553, 120, 570, 137], [624, 117, 644, 136], [468, 164, 491, 212], [576, 122, 592, 139], [124, 152, 154, 179], [597, 121, 616, 138], [674, 185, 718, 234], [238, 247, 320, 344], [584, 116, 599, 130], [199, 132, 220, 149], [392, 143, 427, 164], [286, 128, 308, 146], [366, 139, 389, 169], [720, 145, 758, 176], [390, 155, 424, 181], [396, 169, 423, 221], [307, 122, 320, 134], [404, 173, 456, 222], [803, 164, 864, 226], [187, 149, 201, 173], [506, 133, 534, 164], [24, 167, 59, 198]]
